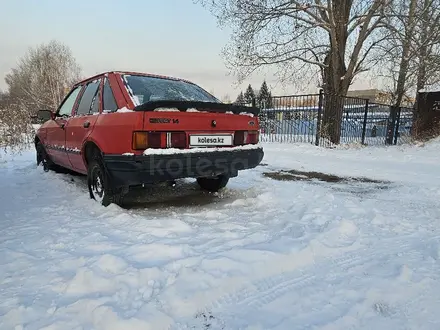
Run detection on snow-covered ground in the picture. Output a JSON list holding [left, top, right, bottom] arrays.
[[1, 141, 440, 329]]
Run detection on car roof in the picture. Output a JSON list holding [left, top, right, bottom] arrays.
[[74, 71, 194, 86]]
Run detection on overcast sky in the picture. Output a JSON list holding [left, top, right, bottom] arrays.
[[0, 0, 372, 99]]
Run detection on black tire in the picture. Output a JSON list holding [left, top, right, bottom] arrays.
[[36, 141, 55, 172], [87, 155, 124, 207], [197, 174, 230, 192]]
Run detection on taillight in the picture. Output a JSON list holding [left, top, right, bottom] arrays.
[[247, 130, 259, 144], [234, 131, 245, 145], [148, 132, 162, 148], [133, 131, 186, 150], [132, 132, 148, 150], [234, 130, 259, 145], [169, 132, 186, 148]]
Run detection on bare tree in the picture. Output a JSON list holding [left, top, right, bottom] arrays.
[[414, 0, 440, 92], [371, 0, 440, 140], [1, 40, 81, 152], [385, 0, 418, 107], [5, 40, 82, 116], [195, 0, 390, 143], [376, 0, 440, 107]]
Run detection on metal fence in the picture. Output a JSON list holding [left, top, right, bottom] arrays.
[[258, 91, 414, 146]]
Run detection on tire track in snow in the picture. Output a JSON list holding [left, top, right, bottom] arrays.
[[208, 252, 363, 312], [203, 235, 432, 319]]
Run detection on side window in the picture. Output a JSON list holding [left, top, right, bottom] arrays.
[[90, 84, 101, 114], [57, 86, 82, 117], [103, 79, 118, 112], [76, 80, 100, 115]]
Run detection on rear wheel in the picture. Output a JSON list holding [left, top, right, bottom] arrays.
[[197, 174, 230, 192], [87, 155, 124, 207], [36, 142, 54, 172]]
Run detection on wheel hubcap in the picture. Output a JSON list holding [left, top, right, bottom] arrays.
[[91, 168, 105, 203], [37, 148, 49, 172], [42, 158, 49, 172]]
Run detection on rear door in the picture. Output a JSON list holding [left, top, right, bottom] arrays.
[[65, 78, 102, 173], [45, 86, 82, 168]]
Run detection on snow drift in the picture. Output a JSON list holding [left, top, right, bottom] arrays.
[[1, 141, 440, 329]]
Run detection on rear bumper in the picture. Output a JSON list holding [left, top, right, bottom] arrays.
[[102, 145, 264, 188]]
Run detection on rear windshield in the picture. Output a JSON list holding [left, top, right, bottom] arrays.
[[122, 74, 219, 105]]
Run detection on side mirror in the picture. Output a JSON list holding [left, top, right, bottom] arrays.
[[37, 109, 54, 121]]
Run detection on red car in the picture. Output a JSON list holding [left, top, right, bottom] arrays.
[[35, 71, 264, 206]]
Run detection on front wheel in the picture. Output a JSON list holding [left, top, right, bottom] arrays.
[[197, 174, 230, 192], [87, 157, 123, 207]]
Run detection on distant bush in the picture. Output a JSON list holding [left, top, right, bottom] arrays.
[[0, 94, 34, 152]]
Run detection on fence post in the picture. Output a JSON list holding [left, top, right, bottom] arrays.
[[361, 99, 369, 145], [393, 107, 402, 145], [315, 89, 324, 146], [385, 105, 398, 145]]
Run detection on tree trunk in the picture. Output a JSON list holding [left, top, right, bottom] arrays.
[[416, 0, 430, 92], [321, 50, 350, 145], [394, 0, 417, 107], [386, 0, 417, 144], [319, 2, 353, 145]]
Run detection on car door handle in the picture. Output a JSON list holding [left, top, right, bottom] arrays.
[[83, 121, 90, 128], [60, 123, 65, 129]]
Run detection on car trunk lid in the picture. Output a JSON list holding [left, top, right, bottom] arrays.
[[137, 101, 260, 149]]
